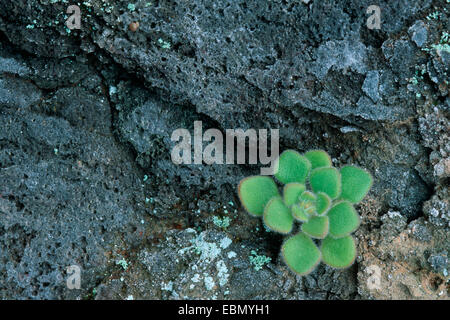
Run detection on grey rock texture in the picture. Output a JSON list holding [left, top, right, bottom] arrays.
[[0, 0, 449, 299], [95, 228, 357, 300], [409, 21, 428, 48]]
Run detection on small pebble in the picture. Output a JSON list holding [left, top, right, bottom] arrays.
[[129, 21, 140, 32]]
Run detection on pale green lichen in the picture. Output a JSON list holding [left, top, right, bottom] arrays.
[[177, 230, 234, 293], [219, 237, 232, 249], [179, 232, 222, 262], [161, 281, 173, 291], [116, 258, 129, 270], [216, 260, 229, 287], [213, 216, 231, 229], [429, 32, 450, 54], [158, 38, 171, 49], [409, 68, 425, 85], [430, 43, 450, 54], [426, 11, 440, 20], [204, 276, 215, 290], [249, 250, 271, 271]]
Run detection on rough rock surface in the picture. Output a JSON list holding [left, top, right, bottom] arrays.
[[0, 0, 448, 299]]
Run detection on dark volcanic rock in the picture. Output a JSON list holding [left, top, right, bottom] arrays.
[[0, 45, 146, 299]]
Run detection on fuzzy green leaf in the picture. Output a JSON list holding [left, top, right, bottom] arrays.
[[305, 150, 332, 169], [238, 176, 280, 216], [321, 235, 356, 268], [340, 166, 373, 204], [263, 197, 294, 234], [309, 167, 341, 199], [327, 201, 360, 238], [291, 204, 310, 222], [299, 190, 317, 202], [283, 183, 306, 207], [315, 192, 332, 215], [274, 150, 311, 184], [301, 215, 329, 239], [282, 232, 321, 275]]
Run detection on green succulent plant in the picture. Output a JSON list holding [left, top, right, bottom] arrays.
[[238, 149, 373, 275]]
